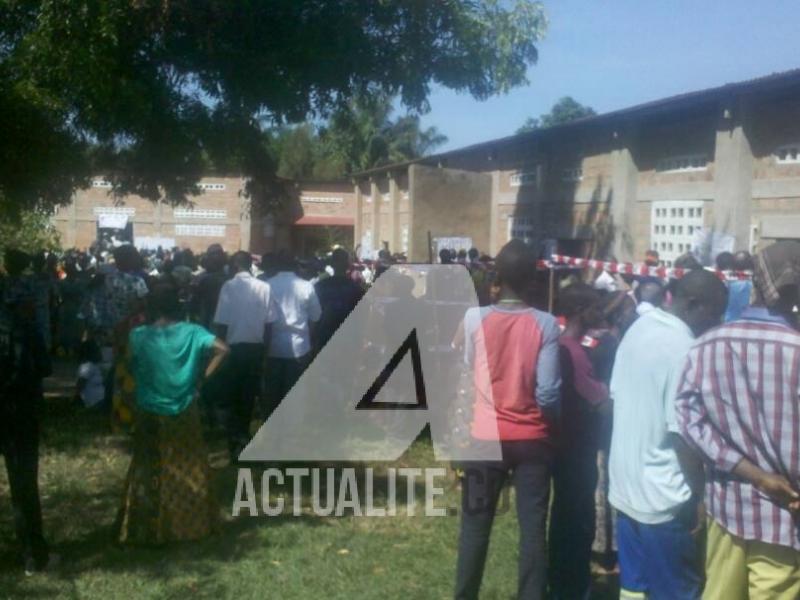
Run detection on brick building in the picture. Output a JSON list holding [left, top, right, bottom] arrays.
[[52, 177, 355, 256], [353, 68, 800, 265]]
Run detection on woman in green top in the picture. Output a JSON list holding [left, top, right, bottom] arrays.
[[117, 283, 228, 544]]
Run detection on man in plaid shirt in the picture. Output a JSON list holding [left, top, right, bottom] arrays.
[[676, 241, 800, 599]]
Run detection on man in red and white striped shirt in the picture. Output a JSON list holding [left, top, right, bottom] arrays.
[[676, 241, 800, 600]]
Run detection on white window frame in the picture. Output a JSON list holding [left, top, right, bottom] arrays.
[[651, 200, 705, 266], [655, 154, 708, 173], [300, 195, 344, 204], [381, 192, 391, 202], [507, 216, 535, 242], [562, 167, 583, 182], [774, 144, 800, 164], [93, 206, 135, 216], [509, 170, 537, 187], [198, 182, 226, 191], [173, 208, 227, 220], [174, 224, 226, 237]]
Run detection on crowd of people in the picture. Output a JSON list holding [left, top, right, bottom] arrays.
[[1, 236, 799, 600]]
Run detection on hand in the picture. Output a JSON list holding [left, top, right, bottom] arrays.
[[755, 472, 800, 509], [690, 501, 706, 538]]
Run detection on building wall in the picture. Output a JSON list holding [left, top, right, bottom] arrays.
[[52, 176, 248, 252], [407, 164, 492, 262], [748, 95, 800, 250]]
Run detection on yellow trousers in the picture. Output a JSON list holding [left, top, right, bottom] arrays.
[[703, 519, 800, 600]]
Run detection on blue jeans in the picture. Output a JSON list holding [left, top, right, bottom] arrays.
[[617, 504, 703, 600]]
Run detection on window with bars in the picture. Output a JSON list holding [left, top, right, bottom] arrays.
[[300, 195, 344, 204], [91, 179, 112, 188], [774, 144, 800, 164], [174, 224, 226, 237], [198, 182, 226, 191], [651, 200, 705, 266], [655, 154, 708, 173], [173, 208, 227, 219], [562, 167, 583, 182], [509, 170, 537, 187], [508, 216, 535, 242], [93, 206, 135, 216]]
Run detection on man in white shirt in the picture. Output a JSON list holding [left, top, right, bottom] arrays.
[[609, 270, 727, 600], [264, 253, 321, 419], [213, 251, 277, 459]]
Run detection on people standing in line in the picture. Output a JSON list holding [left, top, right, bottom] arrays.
[[549, 283, 610, 600], [0, 249, 55, 574], [676, 241, 800, 600], [213, 251, 277, 460], [723, 250, 754, 322], [455, 239, 561, 600], [313, 249, 363, 354], [609, 269, 728, 600], [264, 252, 321, 421], [118, 283, 228, 544]]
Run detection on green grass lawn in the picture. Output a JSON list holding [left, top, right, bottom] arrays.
[[1, 370, 618, 599]]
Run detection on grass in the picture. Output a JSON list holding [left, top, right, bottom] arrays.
[[1, 364, 618, 599]]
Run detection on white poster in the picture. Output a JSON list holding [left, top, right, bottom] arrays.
[[97, 213, 129, 229]]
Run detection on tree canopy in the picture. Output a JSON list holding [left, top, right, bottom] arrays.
[[517, 96, 596, 133], [0, 0, 547, 217], [273, 96, 448, 181]]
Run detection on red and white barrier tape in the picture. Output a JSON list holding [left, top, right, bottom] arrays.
[[544, 254, 752, 281]]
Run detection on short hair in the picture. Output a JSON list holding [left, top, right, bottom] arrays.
[[439, 248, 452, 264], [495, 239, 537, 298], [715, 251, 735, 271], [674, 269, 728, 306], [231, 251, 252, 272], [558, 283, 600, 319], [4, 249, 31, 276], [674, 253, 702, 271], [635, 279, 666, 307], [148, 282, 182, 321], [646, 249, 660, 258], [468, 247, 479, 260], [733, 251, 754, 272], [330, 248, 349, 272], [113, 244, 142, 272]]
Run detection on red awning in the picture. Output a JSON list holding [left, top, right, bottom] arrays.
[[294, 215, 354, 226]]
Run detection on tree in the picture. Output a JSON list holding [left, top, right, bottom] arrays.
[[0, 1, 547, 217], [320, 95, 448, 173], [517, 96, 596, 133]]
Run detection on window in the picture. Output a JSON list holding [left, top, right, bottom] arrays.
[[93, 206, 134, 216], [562, 167, 583, 182], [401, 225, 409, 253], [198, 182, 226, 191], [508, 216, 535, 242], [91, 179, 112, 188], [173, 208, 227, 219], [509, 170, 537, 187], [401, 190, 410, 201], [381, 193, 391, 202], [300, 195, 344, 204], [656, 154, 708, 173], [774, 144, 800, 164], [651, 200, 705, 266], [174, 224, 225, 237]]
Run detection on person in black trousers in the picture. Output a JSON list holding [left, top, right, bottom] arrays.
[[1, 253, 53, 573]]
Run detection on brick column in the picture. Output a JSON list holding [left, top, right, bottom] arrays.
[[712, 100, 753, 250], [610, 127, 639, 261]]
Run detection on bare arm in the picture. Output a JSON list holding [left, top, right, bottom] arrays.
[[204, 338, 229, 380], [732, 457, 800, 512]]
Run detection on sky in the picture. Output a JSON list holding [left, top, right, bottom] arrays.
[[418, 0, 800, 152]]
